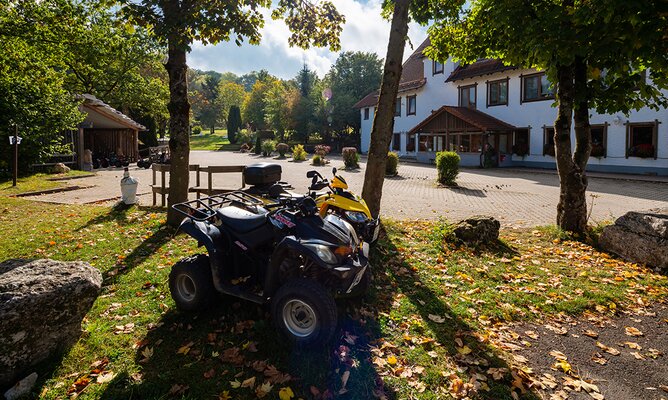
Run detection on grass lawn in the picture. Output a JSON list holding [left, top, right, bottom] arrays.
[[0, 170, 93, 196], [2, 194, 667, 399], [190, 129, 231, 151]]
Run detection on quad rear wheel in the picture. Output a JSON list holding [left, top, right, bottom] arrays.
[[271, 279, 337, 347], [169, 254, 215, 311]]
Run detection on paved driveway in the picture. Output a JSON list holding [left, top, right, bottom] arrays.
[[23, 151, 668, 227]]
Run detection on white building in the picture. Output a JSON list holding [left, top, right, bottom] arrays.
[[354, 39, 668, 175]]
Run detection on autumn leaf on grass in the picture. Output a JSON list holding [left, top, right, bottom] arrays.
[[176, 341, 194, 355], [218, 390, 232, 400], [255, 381, 273, 398], [139, 347, 153, 363], [428, 314, 448, 323], [241, 376, 256, 388], [386, 355, 398, 365], [168, 384, 189, 396], [278, 386, 294, 400], [96, 371, 115, 384], [203, 368, 216, 379], [596, 342, 620, 356], [625, 342, 642, 350], [230, 380, 241, 389], [625, 326, 643, 337]]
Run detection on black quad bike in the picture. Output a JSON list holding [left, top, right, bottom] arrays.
[[169, 191, 370, 346]]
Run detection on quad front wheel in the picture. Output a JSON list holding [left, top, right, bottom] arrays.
[[169, 254, 215, 311], [271, 279, 337, 347]]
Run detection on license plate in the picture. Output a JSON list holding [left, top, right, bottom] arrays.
[[347, 266, 367, 294]]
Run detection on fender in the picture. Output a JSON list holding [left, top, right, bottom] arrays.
[[263, 236, 332, 297], [178, 218, 228, 292]]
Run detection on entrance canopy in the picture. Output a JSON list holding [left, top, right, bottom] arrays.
[[408, 106, 515, 135]]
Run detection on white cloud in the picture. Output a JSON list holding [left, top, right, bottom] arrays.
[[187, 0, 427, 79]]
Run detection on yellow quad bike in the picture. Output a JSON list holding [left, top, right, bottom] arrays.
[[307, 168, 380, 244]]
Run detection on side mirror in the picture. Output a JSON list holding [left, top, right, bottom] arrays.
[[332, 167, 337, 175], [307, 171, 316, 178]]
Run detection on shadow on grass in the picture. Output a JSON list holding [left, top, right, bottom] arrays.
[[74, 202, 136, 231], [363, 224, 537, 399]]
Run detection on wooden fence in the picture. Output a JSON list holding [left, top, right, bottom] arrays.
[[151, 164, 245, 207]]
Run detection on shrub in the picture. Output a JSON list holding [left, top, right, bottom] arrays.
[[315, 145, 331, 157], [342, 147, 359, 169], [312, 154, 322, 166], [276, 143, 290, 158], [240, 143, 250, 153], [254, 136, 262, 155], [261, 140, 276, 156], [436, 151, 460, 185], [191, 125, 202, 135], [385, 151, 399, 176], [236, 129, 255, 146], [226, 105, 242, 144], [292, 144, 307, 161]]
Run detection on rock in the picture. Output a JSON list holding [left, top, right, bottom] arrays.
[[4, 373, 37, 400], [599, 210, 668, 270], [454, 215, 500, 245], [52, 163, 70, 174], [0, 259, 102, 387]]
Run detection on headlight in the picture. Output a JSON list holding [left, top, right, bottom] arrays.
[[345, 211, 368, 223], [303, 243, 338, 264]]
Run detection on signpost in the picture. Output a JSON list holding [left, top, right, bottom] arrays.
[[9, 125, 21, 187]]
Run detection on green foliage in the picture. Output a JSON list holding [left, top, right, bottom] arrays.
[[435, 151, 460, 185], [311, 154, 322, 166], [191, 125, 202, 135], [215, 81, 246, 126], [342, 147, 359, 169], [226, 105, 243, 144], [385, 151, 399, 176], [243, 80, 272, 131], [254, 136, 262, 155], [292, 144, 307, 161], [261, 139, 276, 156], [276, 143, 290, 158], [264, 80, 294, 141], [328, 51, 383, 135], [235, 129, 255, 146]]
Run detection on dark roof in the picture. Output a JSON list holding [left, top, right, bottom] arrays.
[[408, 106, 516, 134], [446, 59, 517, 82], [353, 38, 430, 109]]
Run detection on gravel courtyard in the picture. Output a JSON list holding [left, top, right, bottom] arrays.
[[24, 151, 668, 227]]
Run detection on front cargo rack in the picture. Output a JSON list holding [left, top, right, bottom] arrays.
[[172, 191, 265, 222]]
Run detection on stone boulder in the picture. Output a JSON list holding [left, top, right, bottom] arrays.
[[0, 259, 102, 387], [454, 215, 500, 245], [52, 163, 70, 174], [599, 210, 668, 270]]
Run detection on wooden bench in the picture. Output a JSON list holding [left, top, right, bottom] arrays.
[[151, 164, 245, 207]]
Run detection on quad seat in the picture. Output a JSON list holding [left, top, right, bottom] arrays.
[[216, 206, 267, 233]]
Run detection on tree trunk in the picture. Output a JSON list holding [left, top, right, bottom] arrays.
[[165, 37, 191, 226], [554, 63, 588, 233], [210, 126, 215, 135], [361, 0, 410, 218]]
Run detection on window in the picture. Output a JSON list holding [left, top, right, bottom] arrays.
[[459, 85, 476, 109], [590, 125, 608, 158], [487, 79, 508, 106], [418, 134, 446, 152], [407, 133, 416, 152], [445, 134, 483, 153], [392, 133, 401, 151], [395, 98, 401, 117], [522, 72, 554, 103], [627, 122, 658, 159], [432, 60, 444, 75], [364, 108, 369, 120], [407, 95, 416, 115], [513, 128, 530, 156], [543, 127, 555, 156]]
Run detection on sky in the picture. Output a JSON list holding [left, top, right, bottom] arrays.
[[187, 0, 428, 80]]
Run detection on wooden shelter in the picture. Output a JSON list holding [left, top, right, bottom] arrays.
[[76, 94, 146, 169]]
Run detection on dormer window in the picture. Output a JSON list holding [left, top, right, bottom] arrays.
[[432, 60, 444, 75]]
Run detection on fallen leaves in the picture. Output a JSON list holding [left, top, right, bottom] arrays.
[[624, 326, 644, 337], [596, 342, 620, 356]]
